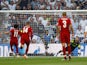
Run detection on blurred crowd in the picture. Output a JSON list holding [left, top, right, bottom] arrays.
[[0, 13, 87, 44], [0, 0, 87, 10]]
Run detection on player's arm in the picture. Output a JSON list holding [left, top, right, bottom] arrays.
[[56, 19, 61, 37], [4, 31, 10, 34], [29, 28, 33, 40], [84, 32, 87, 38], [15, 0, 21, 5], [70, 24, 74, 36], [84, 26, 87, 38], [69, 18, 74, 36], [2, 1, 9, 10], [56, 25, 61, 36]]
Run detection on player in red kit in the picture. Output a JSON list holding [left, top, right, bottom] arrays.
[[20, 22, 33, 58], [8, 24, 21, 57], [57, 12, 74, 60]]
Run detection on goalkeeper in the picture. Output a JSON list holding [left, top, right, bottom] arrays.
[[56, 36, 80, 55]]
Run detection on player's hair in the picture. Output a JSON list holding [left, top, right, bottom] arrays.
[[26, 22, 30, 25], [14, 24, 19, 28], [62, 12, 67, 16]]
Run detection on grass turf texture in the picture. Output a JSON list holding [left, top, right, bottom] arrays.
[[0, 57, 87, 65]]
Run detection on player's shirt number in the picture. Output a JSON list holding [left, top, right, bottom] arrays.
[[14, 30, 18, 37], [63, 20, 67, 28], [23, 27, 28, 33]]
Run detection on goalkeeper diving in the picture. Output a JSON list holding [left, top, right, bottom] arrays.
[[56, 36, 80, 56]]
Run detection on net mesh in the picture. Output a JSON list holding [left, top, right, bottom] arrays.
[[0, 11, 87, 43]]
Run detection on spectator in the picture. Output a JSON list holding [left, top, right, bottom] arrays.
[[54, 1, 62, 10], [43, 30, 53, 44], [38, 20, 45, 38], [34, 5, 39, 10], [16, 5, 21, 10], [12, 0, 19, 3], [0, 0, 87, 10], [1, 0, 9, 10], [0, 0, 1, 9], [19, 0, 28, 10], [32, 35, 43, 43], [75, 25, 84, 42], [79, 15, 87, 32], [71, 15, 79, 33], [27, 4, 32, 10], [41, 15, 48, 27], [2, 0, 21, 10], [60, 0, 66, 9], [31, 0, 39, 10], [45, 21, 54, 35], [49, 0, 56, 10], [39, 0, 46, 10], [29, 17, 38, 35], [46, 1, 52, 10], [50, 15, 57, 25], [22, 6, 27, 10], [0, 4, 1, 10]]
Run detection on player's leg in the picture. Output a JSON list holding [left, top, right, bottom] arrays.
[[10, 41, 15, 56], [67, 34, 71, 60], [56, 50, 62, 56], [10, 43, 13, 52], [67, 44, 71, 55], [14, 40, 19, 54], [67, 43, 71, 60], [10, 40, 14, 52], [62, 43, 67, 60], [15, 44, 18, 54], [15, 42, 20, 57], [23, 41, 30, 58], [60, 34, 67, 60], [20, 37, 24, 49], [25, 43, 30, 54], [20, 38, 27, 58]]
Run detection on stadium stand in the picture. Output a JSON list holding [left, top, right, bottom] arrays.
[[0, 0, 87, 10]]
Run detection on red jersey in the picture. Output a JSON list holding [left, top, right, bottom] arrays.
[[10, 28, 21, 45], [58, 17, 71, 33], [58, 17, 72, 43], [21, 26, 33, 39], [10, 28, 21, 39]]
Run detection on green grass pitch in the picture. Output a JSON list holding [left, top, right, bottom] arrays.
[[0, 57, 87, 65]]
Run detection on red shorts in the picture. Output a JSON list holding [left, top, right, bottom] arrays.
[[20, 36, 30, 45], [60, 32, 70, 44], [10, 38, 18, 46]]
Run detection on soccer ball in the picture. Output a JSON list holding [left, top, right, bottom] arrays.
[[18, 48, 25, 55]]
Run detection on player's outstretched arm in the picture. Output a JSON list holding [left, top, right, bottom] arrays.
[[70, 24, 74, 36], [56, 25, 61, 36], [4, 31, 9, 34]]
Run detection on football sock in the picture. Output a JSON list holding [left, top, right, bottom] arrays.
[[68, 46, 71, 55], [25, 47, 28, 54], [63, 46, 66, 55]]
